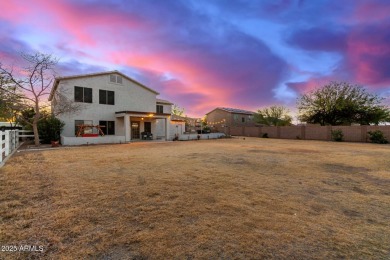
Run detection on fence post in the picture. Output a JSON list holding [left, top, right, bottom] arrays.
[[242, 126, 245, 136], [13, 130, 17, 149], [258, 126, 262, 137], [15, 130, 19, 147], [10, 131, 13, 151], [4, 131, 10, 156], [277, 126, 281, 138], [0, 132, 3, 163], [12, 131, 16, 151]]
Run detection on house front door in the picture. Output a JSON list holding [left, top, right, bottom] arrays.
[[144, 122, 151, 133], [131, 121, 140, 139]]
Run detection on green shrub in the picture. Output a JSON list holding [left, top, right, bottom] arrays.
[[331, 129, 344, 142], [262, 133, 269, 138], [367, 130, 388, 144], [38, 116, 65, 144]]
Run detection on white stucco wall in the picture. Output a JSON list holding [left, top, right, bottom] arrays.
[[154, 119, 185, 140], [169, 121, 185, 140], [178, 133, 225, 141], [155, 119, 166, 139], [61, 135, 126, 145], [160, 104, 172, 114], [55, 73, 158, 137]]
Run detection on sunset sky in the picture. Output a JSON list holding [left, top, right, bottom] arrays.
[[1, 0, 390, 117]]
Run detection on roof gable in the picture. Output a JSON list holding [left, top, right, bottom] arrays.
[[49, 71, 159, 101]]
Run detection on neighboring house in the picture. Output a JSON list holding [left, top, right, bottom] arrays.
[[49, 71, 185, 145], [167, 115, 201, 133], [205, 107, 256, 132], [185, 116, 203, 133]]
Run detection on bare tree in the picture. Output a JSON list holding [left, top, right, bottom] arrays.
[[0, 52, 80, 146], [51, 85, 83, 117]]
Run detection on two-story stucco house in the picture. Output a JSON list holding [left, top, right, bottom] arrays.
[[205, 107, 256, 132], [49, 71, 185, 145]]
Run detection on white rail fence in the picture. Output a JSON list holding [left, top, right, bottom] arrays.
[[18, 129, 35, 139], [1, 130, 20, 165]]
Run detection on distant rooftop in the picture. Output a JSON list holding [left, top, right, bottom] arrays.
[[207, 107, 255, 115], [156, 98, 173, 105]]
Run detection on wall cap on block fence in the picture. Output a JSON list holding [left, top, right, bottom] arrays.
[[226, 125, 390, 143]]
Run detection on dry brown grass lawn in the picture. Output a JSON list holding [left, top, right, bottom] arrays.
[[0, 138, 389, 259]]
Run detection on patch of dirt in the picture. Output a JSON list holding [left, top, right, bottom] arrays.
[[352, 186, 368, 194], [322, 163, 371, 174], [287, 148, 321, 153], [343, 209, 363, 218]]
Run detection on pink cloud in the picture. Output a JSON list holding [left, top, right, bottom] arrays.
[[0, 0, 150, 47], [351, 1, 390, 24], [286, 76, 336, 94], [0, 1, 30, 23], [114, 59, 233, 116], [345, 22, 390, 87]]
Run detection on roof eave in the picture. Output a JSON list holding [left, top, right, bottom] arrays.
[[48, 79, 60, 101], [157, 101, 173, 105]]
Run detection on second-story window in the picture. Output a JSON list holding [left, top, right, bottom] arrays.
[[74, 86, 92, 103], [99, 90, 115, 105], [156, 105, 164, 113]]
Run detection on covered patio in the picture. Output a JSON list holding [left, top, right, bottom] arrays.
[[115, 111, 171, 142]]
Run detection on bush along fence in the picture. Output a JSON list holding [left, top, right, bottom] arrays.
[[227, 125, 390, 143], [1, 130, 20, 166]]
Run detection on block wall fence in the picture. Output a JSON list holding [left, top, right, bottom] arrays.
[[227, 125, 390, 143]]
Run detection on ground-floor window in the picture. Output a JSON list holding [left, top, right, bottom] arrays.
[[75, 120, 93, 135], [99, 121, 115, 135]]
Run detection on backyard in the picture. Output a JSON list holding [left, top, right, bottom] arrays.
[[0, 138, 389, 259]]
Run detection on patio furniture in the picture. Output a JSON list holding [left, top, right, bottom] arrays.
[[141, 132, 153, 140], [76, 124, 105, 137]]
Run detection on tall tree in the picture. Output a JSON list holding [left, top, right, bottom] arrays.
[[254, 105, 292, 126], [0, 52, 80, 145], [297, 82, 390, 125]]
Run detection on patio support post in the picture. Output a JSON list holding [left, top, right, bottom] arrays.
[[125, 115, 130, 142], [165, 117, 170, 141]]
